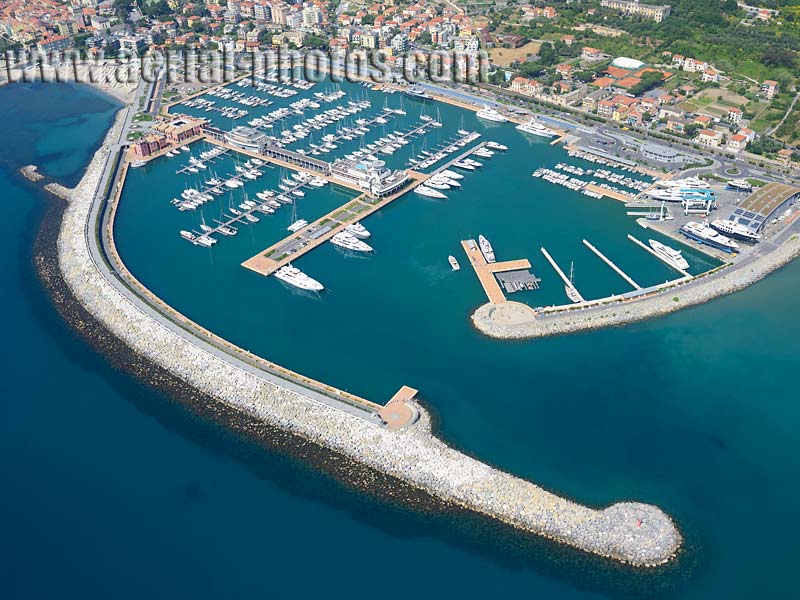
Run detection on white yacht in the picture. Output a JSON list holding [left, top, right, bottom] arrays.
[[180, 230, 196, 242], [448, 255, 461, 271], [425, 179, 451, 191], [478, 234, 496, 263], [680, 221, 740, 253], [648, 188, 686, 203], [710, 219, 761, 244], [287, 219, 308, 232], [516, 118, 556, 138], [331, 231, 373, 252], [415, 185, 447, 199], [274, 265, 324, 292], [345, 222, 370, 239], [649, 239, 690, 271], [727, 179, 754, 193], [476, 105, 508, 123]]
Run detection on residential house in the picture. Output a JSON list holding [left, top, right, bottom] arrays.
[[761, 80, 779, 99], [696, 129, 723, 148]]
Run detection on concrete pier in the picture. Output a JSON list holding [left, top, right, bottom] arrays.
[[583, 183, 632, 202], [541, 247, 585, 303], [242, 171, 428, 276], [583, 239, 641, 290], [460, 240, 532, 304]]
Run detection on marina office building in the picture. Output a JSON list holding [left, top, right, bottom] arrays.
[[329, 159, 410, 197], [222, 127, 411, 197]]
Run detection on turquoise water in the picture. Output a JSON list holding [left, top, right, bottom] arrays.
[[3, 82, 800, 599]]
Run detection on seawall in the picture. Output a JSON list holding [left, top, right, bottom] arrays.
[[473, 235, 800, 340], [53, 110, 681, 567]]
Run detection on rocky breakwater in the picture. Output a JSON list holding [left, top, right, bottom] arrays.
[[474, 235, 800, 340], [56, 116, 681, 567], [20, 165, 44, 182]]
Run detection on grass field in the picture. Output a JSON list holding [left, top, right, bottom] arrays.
[[488, 41, 542, 67], [679, 87, 749, 117]]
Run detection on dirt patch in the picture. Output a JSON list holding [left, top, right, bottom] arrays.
[[489, 41, 542, 67]]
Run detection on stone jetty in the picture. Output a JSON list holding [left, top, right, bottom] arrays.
[[20, 165, 44, 182], [55, 112, 681, 567]]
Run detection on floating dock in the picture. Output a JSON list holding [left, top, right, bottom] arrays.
[[460, 240, 533, 304], [627, 234, 691, 278], [582, 239, 641, 290], [540, 247, 585, 303]]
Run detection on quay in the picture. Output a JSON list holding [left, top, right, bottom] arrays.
[[584, 183, 632, 202], [583, 239, 641, 290], [242, 171, 428, 276], [628, 234, 691, 278], [460, 240, 532, 304], [540, 247, 585, 303]]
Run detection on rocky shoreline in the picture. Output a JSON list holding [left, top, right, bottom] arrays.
[[473, 236, 800, 340], [20, 164, 44, 182], [49, 110, 682, 568]]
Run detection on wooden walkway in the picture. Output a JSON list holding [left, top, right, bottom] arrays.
[[460, 240, 532, 304], [242, 171, 428, 276]]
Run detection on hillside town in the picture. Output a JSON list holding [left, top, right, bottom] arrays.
[[1, 0, 797, 166]]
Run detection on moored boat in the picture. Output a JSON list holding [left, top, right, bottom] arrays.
[[478, 234, 496, 263], [649, 239, 690, 271]]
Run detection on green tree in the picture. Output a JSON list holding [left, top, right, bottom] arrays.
[[538, 42, 556, 66]]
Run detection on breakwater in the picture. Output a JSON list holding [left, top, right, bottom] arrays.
[[20, 164, 43, 182], [473, 234, 800, 340], [53, 110, 681, 567]]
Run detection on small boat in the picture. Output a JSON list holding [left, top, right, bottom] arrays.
[[448, 255, 460, 271]]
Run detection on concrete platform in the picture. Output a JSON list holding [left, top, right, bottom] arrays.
[[461, 240, 532, 304]]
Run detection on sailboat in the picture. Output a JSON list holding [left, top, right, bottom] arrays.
[[565, 262, 582, 303], [457, 115, 469, 136], [395, 97, 406, 116]]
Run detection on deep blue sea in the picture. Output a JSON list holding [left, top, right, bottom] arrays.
[[2, 82, 800, 599]]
